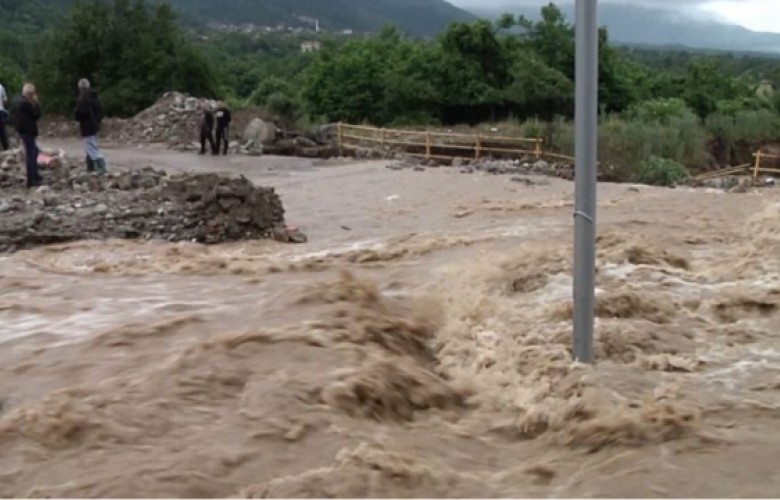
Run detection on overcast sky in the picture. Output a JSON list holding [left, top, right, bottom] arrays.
[[449, 0, 780, 33]]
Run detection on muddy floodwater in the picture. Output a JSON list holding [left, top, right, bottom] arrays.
[[2, 142, 780, 497]]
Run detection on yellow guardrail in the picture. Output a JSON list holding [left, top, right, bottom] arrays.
[[336, 122, 574, 162], [692, 150, 780, 181], [751, 151, 780, 178]]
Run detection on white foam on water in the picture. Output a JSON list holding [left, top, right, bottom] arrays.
[[286, 238, 386, 261], [537, 273, 573, 303]]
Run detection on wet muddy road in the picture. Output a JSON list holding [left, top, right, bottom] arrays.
[[2, 144, 780, 497]]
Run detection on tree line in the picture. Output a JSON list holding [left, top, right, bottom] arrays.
[[3, 0, 780, 178]]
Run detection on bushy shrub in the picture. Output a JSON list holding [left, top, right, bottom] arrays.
[[518, 118, 544, 139], [706, 109, 780, 165], [635, 156, 689, 186], [540, 114, 706, 181], [265, 92, 300, 125], [0, 57, 23, 97], [626, 98, 697, 123], [249, 76, 291, 107]]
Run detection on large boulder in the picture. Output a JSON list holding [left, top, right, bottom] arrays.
[[315, 123, 338, 145], [243, 118, 278, 146]]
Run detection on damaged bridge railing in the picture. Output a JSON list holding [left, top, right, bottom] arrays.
[[694, 149, 780, 181], [336, 123, 574, 162]]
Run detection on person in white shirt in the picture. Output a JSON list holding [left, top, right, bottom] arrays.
[[0, 82, 9, 150]]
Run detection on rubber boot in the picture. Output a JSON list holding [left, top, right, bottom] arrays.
[[94, 157, 107, 175], [86, 156, 95, 172]]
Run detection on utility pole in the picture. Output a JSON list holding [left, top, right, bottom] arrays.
[[573, 0, 599, 363]]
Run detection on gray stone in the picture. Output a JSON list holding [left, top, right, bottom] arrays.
[[533, 160, 550, 171], [93, 203, 108, 215], [294, 136, 317, 148], [43, 194, 61, 207], [242, 118, 277, 146], [315, 124, 338, 144], [139, 177, 158, 189], [184, 97, 199, 111], [288, 230, 308, 244]]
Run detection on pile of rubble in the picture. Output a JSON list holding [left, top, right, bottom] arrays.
[[102, 92, 218, 148], [39, 91, 343, 159], [385, 157, 574, 180], [687, 175, 775, 192], [0, 148, 303, 252]]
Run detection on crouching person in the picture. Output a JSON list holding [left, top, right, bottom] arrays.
[[74, 78, 107, 174]]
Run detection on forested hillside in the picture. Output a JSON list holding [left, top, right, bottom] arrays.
[[0, 0, 475, 36], [3, 0, 780, 182], [166, 0, 475, 35]]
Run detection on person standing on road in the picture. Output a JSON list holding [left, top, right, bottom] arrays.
[[0, 81, 9, 150], [74, 78, 107, 174], [214, 101, 231, 156], [13, 83, 42, 188], [199, 100, 215, 155]]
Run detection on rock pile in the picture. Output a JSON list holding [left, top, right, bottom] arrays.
[[39, 92, 344, 159], [385, 156, 574, 180], [687, 175, 775, 192], [0, 150, 302, 252], [102, 92, 218, 149]]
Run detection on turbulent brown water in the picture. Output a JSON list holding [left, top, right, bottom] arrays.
[[2, 148, 780, 497]]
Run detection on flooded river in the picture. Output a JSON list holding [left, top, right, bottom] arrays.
[[1, 146, 780, 497]]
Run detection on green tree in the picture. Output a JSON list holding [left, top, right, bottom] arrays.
[[682, 59, 751, 119], [503, 51, 573, 119], [301, 38, 388, 123], [30, 0, 218, 117]]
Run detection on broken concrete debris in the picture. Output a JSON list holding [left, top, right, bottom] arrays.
[[0, 148, 301, 252], [384, 157, 574, 180], [42, 92, 337, 158]]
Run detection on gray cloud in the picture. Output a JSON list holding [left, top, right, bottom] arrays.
[[450, 0, 725, 6], [449, 0, 777, 33]]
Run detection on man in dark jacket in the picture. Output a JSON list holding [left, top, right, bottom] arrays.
[[13, 83, 42, 188], [199, 100, 215, 155], [74, 78, 107, 174], [213, 101, 231, 155]]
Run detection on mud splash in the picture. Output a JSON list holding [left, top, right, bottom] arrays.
[[240, 443, 498, 498], [2, 169, 780, 497]]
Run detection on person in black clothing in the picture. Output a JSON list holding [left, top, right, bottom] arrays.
[[199, 101, 215, 155], [213, 101, 231, 155], [74, 78, 107, 174], [13, 83, 42, 188], [0, 81, 9, 151]]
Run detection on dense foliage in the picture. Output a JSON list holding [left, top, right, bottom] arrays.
[[4, 0, 780, 176], [3, 0, 218, 117]]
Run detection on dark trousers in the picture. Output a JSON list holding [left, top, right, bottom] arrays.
[[20, 134, 41, 187], [0, 111, 9, 150], [214, 126, 229, 155], [200, 128, 215, 154]]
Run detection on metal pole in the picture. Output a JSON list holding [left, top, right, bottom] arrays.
[[573, 0, 598, 363]]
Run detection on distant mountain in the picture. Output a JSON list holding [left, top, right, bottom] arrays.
[[0, 0, 476, 37], [165, 0, 477, 36], [467, 3, 780, 54]]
